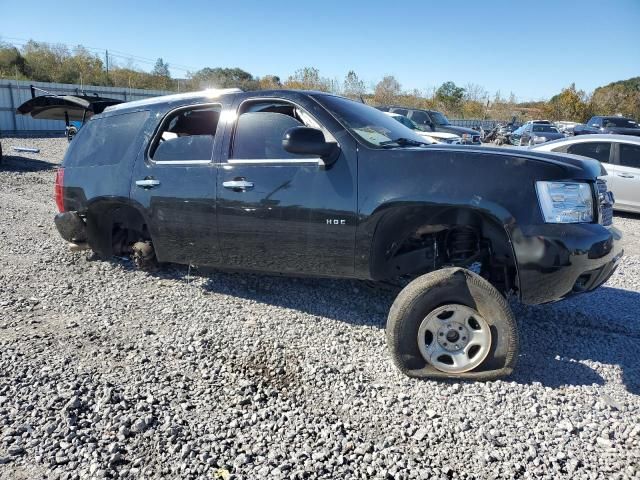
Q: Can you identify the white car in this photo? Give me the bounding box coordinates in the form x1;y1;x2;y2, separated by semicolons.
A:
531;134;640;213
385;112;462;144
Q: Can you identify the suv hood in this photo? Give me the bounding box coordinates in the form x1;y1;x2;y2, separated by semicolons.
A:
405;144;606;179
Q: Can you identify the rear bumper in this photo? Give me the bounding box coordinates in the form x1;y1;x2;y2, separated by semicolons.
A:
54;211;87;243
513;223;623;305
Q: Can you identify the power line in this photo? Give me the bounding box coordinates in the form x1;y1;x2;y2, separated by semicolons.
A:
0;36;199;73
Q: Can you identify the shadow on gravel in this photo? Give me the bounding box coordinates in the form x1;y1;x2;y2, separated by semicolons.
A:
0;154;58;172
138;264;640;393
512;286;640;395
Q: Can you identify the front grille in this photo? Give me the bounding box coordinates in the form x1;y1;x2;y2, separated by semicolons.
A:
597;179;613;226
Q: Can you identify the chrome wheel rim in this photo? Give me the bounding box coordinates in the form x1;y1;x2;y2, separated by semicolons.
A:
417;304;492;373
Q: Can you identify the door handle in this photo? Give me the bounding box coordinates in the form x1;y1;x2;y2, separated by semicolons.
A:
617;173;634;178
223;179;254;191
136;178;161;188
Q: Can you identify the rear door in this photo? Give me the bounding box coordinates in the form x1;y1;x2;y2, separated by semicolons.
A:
216;97;357;276
130;103;224;265
611;142;640;212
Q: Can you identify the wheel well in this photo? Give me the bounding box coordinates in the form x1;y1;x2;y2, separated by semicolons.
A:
370;206;518;295
85;203;150;257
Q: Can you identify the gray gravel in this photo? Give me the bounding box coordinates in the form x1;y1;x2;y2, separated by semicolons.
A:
1;137;639;480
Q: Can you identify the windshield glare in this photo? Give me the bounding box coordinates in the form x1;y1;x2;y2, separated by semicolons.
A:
316;95;433;147
430;111;450;125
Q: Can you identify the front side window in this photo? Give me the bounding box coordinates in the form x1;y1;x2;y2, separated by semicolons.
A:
619;143;640;169
430;111;450;125
231;100;327;160
565;142;611;163
150;105;221;162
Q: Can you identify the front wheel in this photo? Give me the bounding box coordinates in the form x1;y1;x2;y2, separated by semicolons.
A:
386;268;518;380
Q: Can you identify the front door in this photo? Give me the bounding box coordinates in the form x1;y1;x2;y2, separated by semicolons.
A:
130;104;223;265
216;98;357;276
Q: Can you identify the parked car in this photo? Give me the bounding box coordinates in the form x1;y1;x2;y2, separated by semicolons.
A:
384;112;461;144
377;105;481;144
511;123;564;146
531;134;640;213
574;116;640;136
53;89;622;380
555;121;580;136
522;119;553;126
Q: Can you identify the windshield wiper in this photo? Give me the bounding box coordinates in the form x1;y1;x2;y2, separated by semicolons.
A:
379;137;431;148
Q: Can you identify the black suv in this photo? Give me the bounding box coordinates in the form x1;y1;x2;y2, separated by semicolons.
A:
574;116;640;136
54;89;623;380
377;106;482;144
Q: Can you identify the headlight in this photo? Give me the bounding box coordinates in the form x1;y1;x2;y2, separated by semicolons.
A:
461;133;471;141
536;181;594;223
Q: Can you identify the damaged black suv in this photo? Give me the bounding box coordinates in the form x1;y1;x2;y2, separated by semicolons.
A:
53;89;623;380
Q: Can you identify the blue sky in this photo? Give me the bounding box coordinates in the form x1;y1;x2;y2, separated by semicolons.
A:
1;0;638;100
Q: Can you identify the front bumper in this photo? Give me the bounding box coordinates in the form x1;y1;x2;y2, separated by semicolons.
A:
513;223;623;305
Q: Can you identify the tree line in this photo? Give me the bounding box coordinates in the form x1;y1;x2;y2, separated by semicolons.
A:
1;40;638;122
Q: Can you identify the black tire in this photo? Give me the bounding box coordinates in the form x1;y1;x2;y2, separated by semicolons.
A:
131;241;158;271
386;267;518;380
0;142;3;165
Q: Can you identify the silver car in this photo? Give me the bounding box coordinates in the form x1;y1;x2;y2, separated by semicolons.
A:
531;134;640;213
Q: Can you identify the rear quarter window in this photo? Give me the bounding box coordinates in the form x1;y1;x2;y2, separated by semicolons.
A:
63;110;150;167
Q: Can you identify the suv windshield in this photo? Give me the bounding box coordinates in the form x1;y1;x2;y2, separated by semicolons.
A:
603;117;637;128
430;111;450;125
316;95;432;147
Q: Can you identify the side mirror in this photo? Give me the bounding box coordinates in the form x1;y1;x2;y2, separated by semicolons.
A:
282;127;340;166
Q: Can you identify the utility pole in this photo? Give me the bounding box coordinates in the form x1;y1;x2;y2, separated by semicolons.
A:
105;50;109;76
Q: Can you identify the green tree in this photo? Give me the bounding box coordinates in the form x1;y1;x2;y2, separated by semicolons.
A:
190;67;258;90
0;43;27;79
343;70;365;99
258;74;282;89
435;81;465;115
373;75;401;105
283;67;331;91
543;83;590;122
152;58;170;77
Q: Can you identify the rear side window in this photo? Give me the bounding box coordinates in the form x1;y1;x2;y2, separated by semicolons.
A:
64;110;149;167
564;142;611;163
410;111;430;125
619;143;640;169
150;105;221;163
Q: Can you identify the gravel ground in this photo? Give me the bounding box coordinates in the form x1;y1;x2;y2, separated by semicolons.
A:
1;137;639;480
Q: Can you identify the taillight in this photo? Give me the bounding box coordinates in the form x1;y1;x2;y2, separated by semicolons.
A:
54;168;65;212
